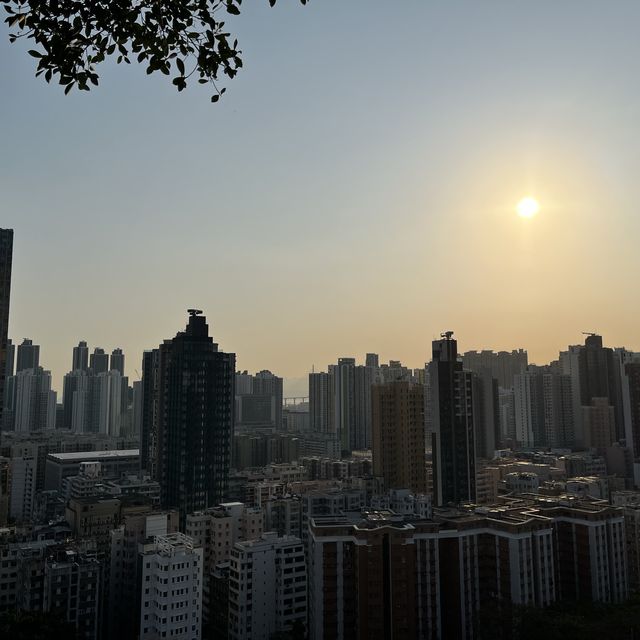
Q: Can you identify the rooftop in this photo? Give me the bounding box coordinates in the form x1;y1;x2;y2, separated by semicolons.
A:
48;449;139;462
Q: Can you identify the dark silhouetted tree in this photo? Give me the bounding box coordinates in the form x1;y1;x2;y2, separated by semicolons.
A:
0;610;79;640
3;0;307;101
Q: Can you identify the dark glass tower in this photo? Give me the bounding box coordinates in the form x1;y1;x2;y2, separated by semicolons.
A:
0;229;12;424
140;348;160;479
579;334;624;440
16;338;40;373
145;310;235;524
90;347;109;374
110;348;125;376
430;332;476;506
72;340;89;371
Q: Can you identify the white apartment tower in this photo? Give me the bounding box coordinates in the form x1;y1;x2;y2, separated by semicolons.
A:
12;366;56;432
139;533;203;640
228;533;307;640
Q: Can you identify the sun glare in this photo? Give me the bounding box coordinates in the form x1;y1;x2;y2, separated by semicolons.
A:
516;197;540;219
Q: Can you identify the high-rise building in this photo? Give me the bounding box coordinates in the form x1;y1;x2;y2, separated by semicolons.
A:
143;310;235;525
228;533;307;640
140;348;160;479
621;356;640;459
109;509;179;640
186;501;263;628
379;359;414;383
309;512;449;640
15;338;40;373
4;339;14;383
62;369;88;430
97;370;123;436
309;498;624;640
513;365;574;449
583;397;616;452
354;365;374;450
43;548;102;640
315;356;379;455
0;229;13;426
579;335;621;411
0;457;9;525
371;380;427;494
234;370;283;431
498;387;516;445
560;334;624;446
185;502;263;579
90;347;109;374
13;366;57;432
72;340;89;372
461;348;528;389
365;353;379;368
430;333;476;506
70;371;123;435
333;358;356;455
471;369;500;459
8;445;37;521
543;500;627;603
139;533;203;640
71;373;98;433
514;368;544;448
542;369;574;448
110;348;125;376
132;379;143;437
309;371;334;435
253;370;283;428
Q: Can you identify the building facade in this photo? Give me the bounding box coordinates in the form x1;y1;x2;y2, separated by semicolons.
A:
141;311;235;525
139;533;203;640
228;533;307;640
372;380;427;494
430;334;476;506
0;229;12;426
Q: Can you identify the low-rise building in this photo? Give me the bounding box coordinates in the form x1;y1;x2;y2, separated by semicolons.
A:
505;471;540;494
44;449;139;492
565;476;609;500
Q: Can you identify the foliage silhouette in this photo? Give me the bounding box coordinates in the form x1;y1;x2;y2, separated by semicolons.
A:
4;0;307;101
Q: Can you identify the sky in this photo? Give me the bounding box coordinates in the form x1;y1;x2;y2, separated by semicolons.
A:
3;0;640;396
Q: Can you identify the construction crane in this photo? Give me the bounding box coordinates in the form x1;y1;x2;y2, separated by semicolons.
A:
441;330;454;340
582;331;597;337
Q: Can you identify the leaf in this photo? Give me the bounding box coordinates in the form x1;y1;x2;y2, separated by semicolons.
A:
7;0;308;103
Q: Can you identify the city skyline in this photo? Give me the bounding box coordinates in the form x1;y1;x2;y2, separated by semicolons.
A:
4;2;640;638
4;313;640;398
4;1;640;394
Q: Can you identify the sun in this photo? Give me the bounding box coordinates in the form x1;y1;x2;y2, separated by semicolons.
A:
516;197;540;219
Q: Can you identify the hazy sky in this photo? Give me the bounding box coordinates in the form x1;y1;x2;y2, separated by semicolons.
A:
3;1;640;395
